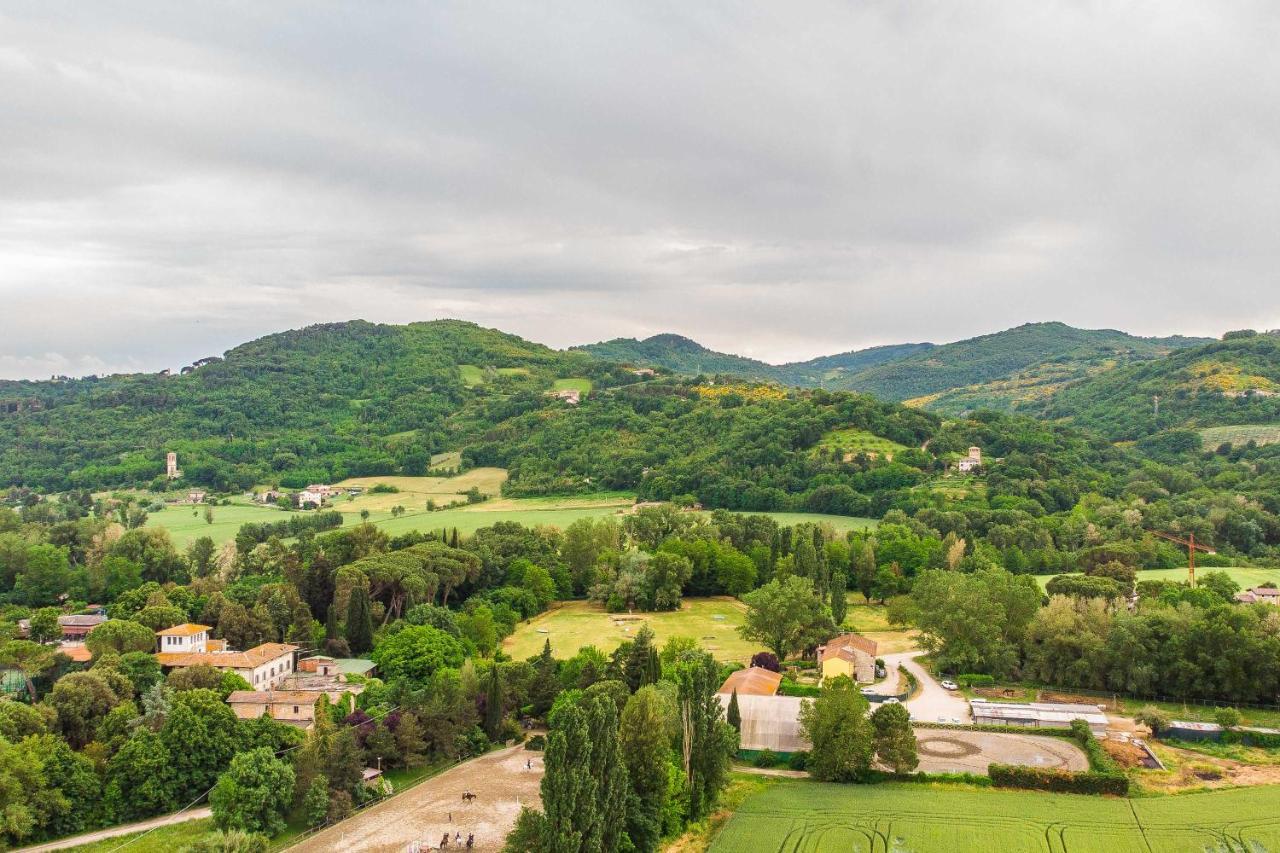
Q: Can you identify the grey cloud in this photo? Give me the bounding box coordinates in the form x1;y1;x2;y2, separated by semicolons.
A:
2;1;1279;378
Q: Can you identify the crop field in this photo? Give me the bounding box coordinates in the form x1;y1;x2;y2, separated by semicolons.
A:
503;597;756;661
1036;566;1280;592
1200;423;1280;449
815;427;908;458
710;779;1280;853
717;511;877;535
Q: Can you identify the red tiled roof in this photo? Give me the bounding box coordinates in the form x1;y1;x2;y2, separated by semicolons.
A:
819;633;878;663
717;666;783;696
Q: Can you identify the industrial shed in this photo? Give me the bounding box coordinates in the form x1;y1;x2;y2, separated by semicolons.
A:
970;699;1108;735
717;693;809;752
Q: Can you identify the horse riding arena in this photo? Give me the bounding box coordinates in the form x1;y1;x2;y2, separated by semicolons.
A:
710;780;1280;852
290;744;542;852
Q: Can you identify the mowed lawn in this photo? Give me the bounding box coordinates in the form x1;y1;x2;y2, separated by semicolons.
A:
503;597;758;662
711;779;1280;853
1036;566;1280;591
145;501;309;548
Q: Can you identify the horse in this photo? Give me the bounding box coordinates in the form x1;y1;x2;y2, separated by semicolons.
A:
461;791;477;803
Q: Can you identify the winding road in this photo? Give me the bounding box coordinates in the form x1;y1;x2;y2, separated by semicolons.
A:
884;651;971;723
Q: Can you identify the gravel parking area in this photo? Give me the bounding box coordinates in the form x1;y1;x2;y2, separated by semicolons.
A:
913;729;1088;775
291;744;542;852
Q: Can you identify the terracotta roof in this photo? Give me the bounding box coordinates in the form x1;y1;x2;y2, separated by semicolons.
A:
156;623;212;637
58;615;107;628
157;643;297;669
819;633;878;664
226;690;325;705
717;666;783;696
206;639;227;652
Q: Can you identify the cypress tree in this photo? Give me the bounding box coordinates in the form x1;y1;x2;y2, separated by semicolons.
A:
484;662;505;740
344;587;373;655
727;688;741;732
324;603;339;641
624;626;656;692
830;571;848;628
584;693;629;853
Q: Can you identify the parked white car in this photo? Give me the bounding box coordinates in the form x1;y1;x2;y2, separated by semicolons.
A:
940;679;959;691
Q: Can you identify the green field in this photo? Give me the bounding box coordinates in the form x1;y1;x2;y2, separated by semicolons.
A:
815;427;908;458
1200;423;1280;449
552;376;593;395
145;501;309;548
721;511;877;535
458;364;485;386
503;597;755;661
1036;566;1280;592
711;779;1280;852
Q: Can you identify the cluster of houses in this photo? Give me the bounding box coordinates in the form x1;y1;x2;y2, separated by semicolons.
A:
15;615;370;730
255;483;363;509
1235;585;1280;605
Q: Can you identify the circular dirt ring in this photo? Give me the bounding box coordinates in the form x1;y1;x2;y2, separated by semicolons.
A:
917;737;983;759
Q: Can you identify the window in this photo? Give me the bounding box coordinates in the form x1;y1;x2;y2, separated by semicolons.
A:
293;706;299;714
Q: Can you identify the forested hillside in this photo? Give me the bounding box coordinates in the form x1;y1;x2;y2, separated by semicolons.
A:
1037;332;1280;442
577;322;1210;413
0;320;633;492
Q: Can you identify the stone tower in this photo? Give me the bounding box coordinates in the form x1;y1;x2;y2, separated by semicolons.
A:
166;452;181;479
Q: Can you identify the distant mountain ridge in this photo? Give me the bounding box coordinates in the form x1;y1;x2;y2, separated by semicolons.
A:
576;322;1213;413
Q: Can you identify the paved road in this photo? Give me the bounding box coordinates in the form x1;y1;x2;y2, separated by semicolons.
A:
18;808;212;852
884;652;971;723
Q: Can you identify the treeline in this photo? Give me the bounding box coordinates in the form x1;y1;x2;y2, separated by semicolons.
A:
234;510;345;551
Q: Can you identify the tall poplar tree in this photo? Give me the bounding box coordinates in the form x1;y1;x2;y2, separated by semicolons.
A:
830;571;848;628
620;686;672;853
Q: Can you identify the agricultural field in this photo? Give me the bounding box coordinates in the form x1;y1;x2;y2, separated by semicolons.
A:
552;376;593;395
1200;423;1280;448
334;468;509;512
503;597;755;661
1035;566;1280;592
815;427;908;458
710;779;1280;853
723;511;877;535
144;501;308;548
61;818;212;852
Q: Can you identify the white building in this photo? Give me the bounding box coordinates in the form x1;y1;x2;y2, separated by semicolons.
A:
155;624;298;690
957;446;983;473
970;699;1108;735
297;489;326;508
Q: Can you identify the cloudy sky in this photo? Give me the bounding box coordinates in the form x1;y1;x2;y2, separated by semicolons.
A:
2;2;1278;379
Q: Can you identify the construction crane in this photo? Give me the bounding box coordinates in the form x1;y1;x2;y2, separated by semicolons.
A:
1149;530;1215;588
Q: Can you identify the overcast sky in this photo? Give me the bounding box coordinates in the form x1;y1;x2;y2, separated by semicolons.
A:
2;2;1279;379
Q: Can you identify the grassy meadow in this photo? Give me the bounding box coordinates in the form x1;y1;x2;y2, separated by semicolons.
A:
710;779;1280;853
552;377;593;395
503;597;755;661
1035;566;1280;592
62;818;213;852
815;427;909;458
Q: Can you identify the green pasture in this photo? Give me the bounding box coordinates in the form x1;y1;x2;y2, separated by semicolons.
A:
711;779;1280;853
144;501;307;548
503;597;756;662
552;377;593;395
815;427;908;458
1200;423;1280;448
458;364;485;386
1036;566;1280;592
715;511;877;534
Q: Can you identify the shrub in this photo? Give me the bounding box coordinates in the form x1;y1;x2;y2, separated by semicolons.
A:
753;749;779;768
989;764;1129;796
957;674;994;688
1133;706;1171;735
525;734;546;751
180;830;269;853
787;751;809;771
1215;707;1242;730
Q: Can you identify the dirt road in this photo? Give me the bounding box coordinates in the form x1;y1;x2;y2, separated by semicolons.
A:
291;745;542;853
885;652;971;723
18;808;211;852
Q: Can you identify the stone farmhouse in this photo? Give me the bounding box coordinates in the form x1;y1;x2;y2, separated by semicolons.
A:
1236;586;1280;605
956;446;983;473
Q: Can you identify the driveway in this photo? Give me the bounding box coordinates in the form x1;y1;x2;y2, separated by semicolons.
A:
885;652;970;723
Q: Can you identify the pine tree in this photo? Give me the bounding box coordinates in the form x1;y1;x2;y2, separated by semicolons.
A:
344;587;373;655
726;688;741;732
484;662;505;740
830;571;848;628
623;626;657;692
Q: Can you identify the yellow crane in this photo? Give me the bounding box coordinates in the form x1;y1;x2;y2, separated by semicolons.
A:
1149;530;1215;588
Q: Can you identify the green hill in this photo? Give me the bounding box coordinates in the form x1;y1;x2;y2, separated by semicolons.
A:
0;319;630;492
1036;333;1280;441
577;323;1210;413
